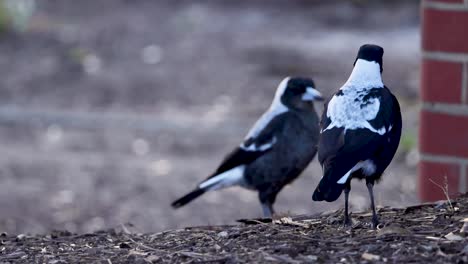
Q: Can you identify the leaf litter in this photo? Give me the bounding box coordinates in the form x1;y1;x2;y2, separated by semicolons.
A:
0;194;467;263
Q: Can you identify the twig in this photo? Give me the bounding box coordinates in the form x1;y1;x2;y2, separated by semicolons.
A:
122;234;166;254
428;177;454;212
120;223;132;235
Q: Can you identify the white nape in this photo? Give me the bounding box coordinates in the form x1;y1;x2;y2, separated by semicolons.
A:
244;77;289;140
241;137;277;152
344;59;383;89
337;160;376;184
199;165;246;190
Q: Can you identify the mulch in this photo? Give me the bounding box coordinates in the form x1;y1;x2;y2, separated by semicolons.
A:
1;194;467;264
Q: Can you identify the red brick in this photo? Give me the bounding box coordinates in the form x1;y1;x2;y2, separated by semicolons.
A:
419;160;460;201
421;59;463;103
420;110;468;158
422;8;468;53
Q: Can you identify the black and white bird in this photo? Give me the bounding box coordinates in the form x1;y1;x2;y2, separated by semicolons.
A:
312;44;402;228
172;77;324;217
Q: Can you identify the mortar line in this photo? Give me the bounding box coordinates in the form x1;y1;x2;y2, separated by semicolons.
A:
420;153;468;165
422;102;468;116
423;0;468;11
423;51;468;63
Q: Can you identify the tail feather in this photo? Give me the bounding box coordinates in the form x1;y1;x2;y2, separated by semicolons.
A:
312;166;346;202
172;166;245;209
171;188;206;208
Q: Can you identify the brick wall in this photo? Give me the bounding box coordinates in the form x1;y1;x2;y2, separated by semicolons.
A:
419;0;468;201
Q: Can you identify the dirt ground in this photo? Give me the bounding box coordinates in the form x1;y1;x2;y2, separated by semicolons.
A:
0;0;422;235
1;194;467;263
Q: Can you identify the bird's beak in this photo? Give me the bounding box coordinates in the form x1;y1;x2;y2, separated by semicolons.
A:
302;87;324;101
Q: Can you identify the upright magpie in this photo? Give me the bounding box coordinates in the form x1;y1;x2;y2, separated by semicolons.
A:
172;77;324;217
312;44;402;228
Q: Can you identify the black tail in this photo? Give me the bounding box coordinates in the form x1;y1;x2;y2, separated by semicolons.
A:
171;188;206;208
312;167;345;202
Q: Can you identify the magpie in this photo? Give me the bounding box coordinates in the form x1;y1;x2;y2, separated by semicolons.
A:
312;44;402;228
172;77;324;217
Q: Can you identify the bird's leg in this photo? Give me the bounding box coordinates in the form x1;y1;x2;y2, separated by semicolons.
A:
261;202;274;218
366;181;379;229
343;182;352;227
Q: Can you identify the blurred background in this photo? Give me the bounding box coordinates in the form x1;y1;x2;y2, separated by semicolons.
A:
0;0;420;234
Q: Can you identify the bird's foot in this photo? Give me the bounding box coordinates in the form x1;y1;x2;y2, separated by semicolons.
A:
261;203;275;218
343;216;352;227
371;216;380;229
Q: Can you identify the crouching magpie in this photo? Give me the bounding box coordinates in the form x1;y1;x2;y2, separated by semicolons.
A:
312;44;402;228
172;77;324;217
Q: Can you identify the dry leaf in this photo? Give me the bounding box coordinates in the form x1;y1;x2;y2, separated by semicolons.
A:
362;252;381;261
377;225;411;237
128;249;148;256
145;255;160;263
273;217;309;228
445;232;464;241
460;218;468;233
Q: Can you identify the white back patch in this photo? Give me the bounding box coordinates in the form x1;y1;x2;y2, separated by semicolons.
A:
199;165;246;190
243;77;289;141
322;60;386;135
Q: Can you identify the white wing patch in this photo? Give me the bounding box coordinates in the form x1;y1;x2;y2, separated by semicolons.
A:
240;137;277;152
199;165;246;190
322;59;386;135
337;160;376;184
244;78;289;140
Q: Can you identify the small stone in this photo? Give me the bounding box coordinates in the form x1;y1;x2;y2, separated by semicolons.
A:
217;231;228;238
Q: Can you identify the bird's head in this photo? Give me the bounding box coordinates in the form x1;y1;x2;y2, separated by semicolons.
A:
274;77;324;111
353;44;384;73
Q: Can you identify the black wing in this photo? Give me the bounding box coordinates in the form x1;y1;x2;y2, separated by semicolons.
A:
372;90;402;172
171;113;288;209
313;87;401;202
208;112;288;178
